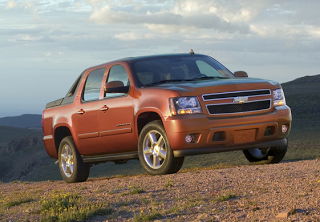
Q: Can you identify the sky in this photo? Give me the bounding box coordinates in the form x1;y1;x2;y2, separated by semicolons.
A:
0;0;319;117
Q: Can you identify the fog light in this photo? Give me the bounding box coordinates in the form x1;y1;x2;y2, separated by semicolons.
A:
282;125;288;133
185;134;194;143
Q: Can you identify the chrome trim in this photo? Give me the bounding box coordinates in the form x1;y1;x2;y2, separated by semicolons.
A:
43;135;53;140
233;96;249;104
206;99;271;115
100;127;132;137
202;89;271;101
78;132;99;139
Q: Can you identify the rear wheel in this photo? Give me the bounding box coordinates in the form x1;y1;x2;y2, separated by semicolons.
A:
58;136;90;183
243;143;287;165
138;120;184;175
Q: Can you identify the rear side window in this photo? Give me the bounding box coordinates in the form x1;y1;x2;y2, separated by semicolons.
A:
61;72;84;105
83;68;105;101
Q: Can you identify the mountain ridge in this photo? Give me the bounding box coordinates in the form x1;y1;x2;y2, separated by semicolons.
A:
0;114;42;128
282;74;320;85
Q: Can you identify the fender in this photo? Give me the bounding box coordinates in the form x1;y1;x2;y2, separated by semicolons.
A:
135;107;165;137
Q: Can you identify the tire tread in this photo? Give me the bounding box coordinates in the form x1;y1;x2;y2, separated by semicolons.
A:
58;136;90;183
243;142;288;165
138;120;184;175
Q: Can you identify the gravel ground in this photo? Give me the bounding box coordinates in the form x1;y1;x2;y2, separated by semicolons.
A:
1;159;320;221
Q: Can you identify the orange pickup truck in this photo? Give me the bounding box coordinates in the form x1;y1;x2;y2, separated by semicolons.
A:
42;52;291;183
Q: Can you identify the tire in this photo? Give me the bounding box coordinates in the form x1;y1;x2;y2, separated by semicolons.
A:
138;120;184;175
58;136;90;183
243;143;287;165
168;156;185;174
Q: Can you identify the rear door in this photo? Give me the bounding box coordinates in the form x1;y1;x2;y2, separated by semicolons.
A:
74;68;105;155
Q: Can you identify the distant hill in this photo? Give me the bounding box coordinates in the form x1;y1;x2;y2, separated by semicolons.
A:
0;126;41;144
282;74;320;130
282;74;320;85
282;74;320;95
0;114;42;128
0;133;58;182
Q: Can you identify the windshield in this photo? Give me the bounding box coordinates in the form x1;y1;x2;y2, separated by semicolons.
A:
131;55;234;87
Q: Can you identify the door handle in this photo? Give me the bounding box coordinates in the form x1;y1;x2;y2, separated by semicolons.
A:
77;109;85;115
100;105;109;112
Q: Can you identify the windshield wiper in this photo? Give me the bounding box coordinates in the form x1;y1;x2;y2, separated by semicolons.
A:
187;76;228;81
144;79;185;87
143;76;228;87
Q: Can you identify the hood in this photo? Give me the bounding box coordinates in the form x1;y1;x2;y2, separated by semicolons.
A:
154;78;280;96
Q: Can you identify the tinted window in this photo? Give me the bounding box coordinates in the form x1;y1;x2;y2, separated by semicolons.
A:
105;65;130;98
61;72;84;105
196;60;224;77
83;68;105;101
132;55;234;87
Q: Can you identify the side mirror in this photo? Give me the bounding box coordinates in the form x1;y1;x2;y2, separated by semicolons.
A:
104;81;129;93
234;71;248;77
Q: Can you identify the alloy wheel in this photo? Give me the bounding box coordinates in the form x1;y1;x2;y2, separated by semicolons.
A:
143;130;167;169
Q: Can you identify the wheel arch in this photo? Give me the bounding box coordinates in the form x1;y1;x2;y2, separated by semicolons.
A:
136;110;163;136
54;126;73;155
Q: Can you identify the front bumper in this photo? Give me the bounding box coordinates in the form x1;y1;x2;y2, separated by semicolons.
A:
173;138;287;157
164;105;291;157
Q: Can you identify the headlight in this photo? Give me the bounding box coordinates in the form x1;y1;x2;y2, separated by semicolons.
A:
273;88;286;106
169;97;203;115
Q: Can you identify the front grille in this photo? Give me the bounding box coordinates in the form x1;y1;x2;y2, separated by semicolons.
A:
203;89;270;101
207;100;271;115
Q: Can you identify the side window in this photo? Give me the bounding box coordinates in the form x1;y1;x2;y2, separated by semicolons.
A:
105;65;130;98
83;68;105;101
61;72;84;105
196;60;223;77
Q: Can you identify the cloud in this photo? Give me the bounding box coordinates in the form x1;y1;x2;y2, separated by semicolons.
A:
89;5;182;25
5;0;38;13
88;0;251;34
6;0;17;9
87;0;320;42
114;32;155;41
44;51;51;57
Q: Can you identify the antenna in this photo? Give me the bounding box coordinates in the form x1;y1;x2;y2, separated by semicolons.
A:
190;49;194;55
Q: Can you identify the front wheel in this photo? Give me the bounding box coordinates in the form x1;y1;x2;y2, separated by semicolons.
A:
138;120;184;175
58;136;90;183
243;143;287;165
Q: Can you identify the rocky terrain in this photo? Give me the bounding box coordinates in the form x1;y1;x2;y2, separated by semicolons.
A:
0;134;43;154
0;134;53;182
1;159;320;221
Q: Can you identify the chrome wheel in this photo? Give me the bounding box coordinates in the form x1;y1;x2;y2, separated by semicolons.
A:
60;144;74;178
248;148;270;159
58;136;90;183
143;130;167;169
138;120;184;175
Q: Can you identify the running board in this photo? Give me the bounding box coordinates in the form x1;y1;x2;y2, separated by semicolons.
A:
81;152;139;163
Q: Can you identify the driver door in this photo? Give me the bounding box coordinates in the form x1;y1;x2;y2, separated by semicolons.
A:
99;64;136;153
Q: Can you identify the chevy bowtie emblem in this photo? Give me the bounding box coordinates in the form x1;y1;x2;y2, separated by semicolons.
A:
233;96;248;104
